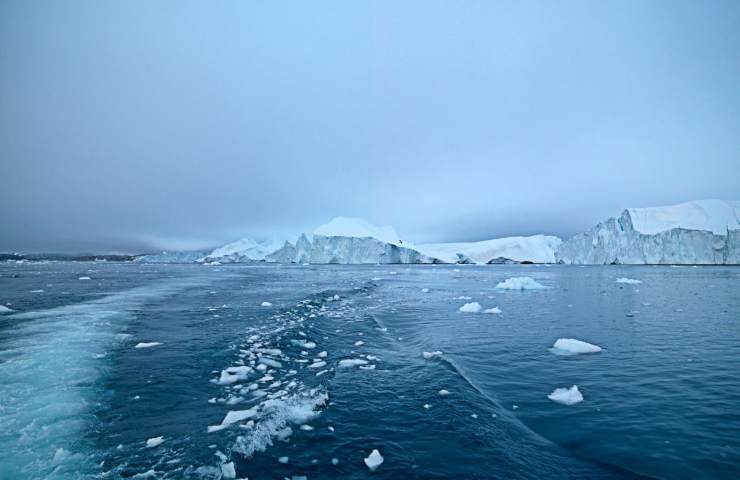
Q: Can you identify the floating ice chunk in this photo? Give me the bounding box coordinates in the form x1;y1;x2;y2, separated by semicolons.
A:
484;307;502;314
423;403;431;409
291;339;317;349
259;357;282;369
422;351;443;359
318;351;327;358
459;302;482;313
338;358;369;368
616;277;642;285
221;407;258;426
421;288;430;293
135;342;162;349
364;449;384;471
354;340;364;346
438;389;450;396
495;277;546;290
0;305;13;314
146;436;165;448
221;462;236;479
359;364;376;370
308;361;326;369
332;457;339;465
300;424;314;431
456;296;473;300
548;385;583;405
78;276;91;280
333;294;340;301
261;301;273;307
256;348;282;356
550;338;602;355
31;289;44;293
278;456;289;464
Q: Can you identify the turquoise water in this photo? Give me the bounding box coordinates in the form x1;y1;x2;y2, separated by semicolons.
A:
0;262;738;479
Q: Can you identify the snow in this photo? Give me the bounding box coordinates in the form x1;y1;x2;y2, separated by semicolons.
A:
550;338;602;355
314;217;402;244
627;199;740;235
416;234;562;264
459;302;482;313
0;305;13;314
547;385;584;405
484;307;502;314
616;277;641;285
134;342;162;349
495;277;546;290
364;449;384;471
260;301;273;307
146;436;165;448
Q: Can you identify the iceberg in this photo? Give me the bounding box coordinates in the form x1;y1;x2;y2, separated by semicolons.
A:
134;250;207;263
547;385;583;405
550;338;602;355
495;277;546;290
416;234;562;264
556;200;740;265
202;238;285;263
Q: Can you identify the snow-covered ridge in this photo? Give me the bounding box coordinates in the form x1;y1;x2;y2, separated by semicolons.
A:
314;217;402;245
627;199;740;235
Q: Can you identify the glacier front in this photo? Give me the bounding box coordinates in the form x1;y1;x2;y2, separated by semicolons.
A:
556;200;740;265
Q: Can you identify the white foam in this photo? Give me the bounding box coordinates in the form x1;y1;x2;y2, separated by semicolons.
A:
548;385;583;405
495;277;546;290
459;302;482;313
616;277;642;284
364;449;384;471
134;342;162;349
550;338;602;355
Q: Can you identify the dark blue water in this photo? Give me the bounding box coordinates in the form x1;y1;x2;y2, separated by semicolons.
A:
1;262;738;479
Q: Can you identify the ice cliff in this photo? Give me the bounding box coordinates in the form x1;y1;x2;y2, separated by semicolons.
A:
556;200;740;264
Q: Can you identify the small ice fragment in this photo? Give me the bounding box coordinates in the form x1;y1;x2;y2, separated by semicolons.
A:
260;301;273;307
332;458;339;465
354;340;364;347
308;361;326;369
438;389;450;396
471;413;478;419
259;357;282;368
318;351;328;358
421;288;430;293
135;342;162;349
221;407;258;426
364;449;384;471
338;358;368;368
550;338;602;355
423;403;431;409
328;426;335;432
616;277;642;284
495;277;546;290
146;436;164;448
0;305;14;314
333;294;340;300
300;424;314;431
221;462;236;479
484;307;502;314
278;456;289;464
548;385;584;405
459;302;482;313
456;296;472;300
78;276;91;280
422;351;442;359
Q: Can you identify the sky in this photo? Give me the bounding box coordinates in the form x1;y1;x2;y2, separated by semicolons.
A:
1;0;739;253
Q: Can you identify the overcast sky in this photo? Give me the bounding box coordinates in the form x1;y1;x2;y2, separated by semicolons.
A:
1;1;739;253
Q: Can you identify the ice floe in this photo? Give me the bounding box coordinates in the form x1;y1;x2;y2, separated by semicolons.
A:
260;301;273;307
548;385;583;405
0;305;14;314
221;407;259;426
495;277;546;290
364;449;384;471
221;462;236;479
338;358;369;368
146;436;165;448
134;342;162;349
422;351;443;359
616;277;642;284
438;389;450;396
550;338;602;355
484;307;502;314
78;276;91;280
459;302;482;313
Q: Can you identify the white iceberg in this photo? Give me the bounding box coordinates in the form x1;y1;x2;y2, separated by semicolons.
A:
459;302;482;313
495;277;546;290
550;338;602;355
416;234;562;264
364;449;384;471
547;385;583;405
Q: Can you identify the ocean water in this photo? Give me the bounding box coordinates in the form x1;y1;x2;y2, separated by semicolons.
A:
0;262;738;479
